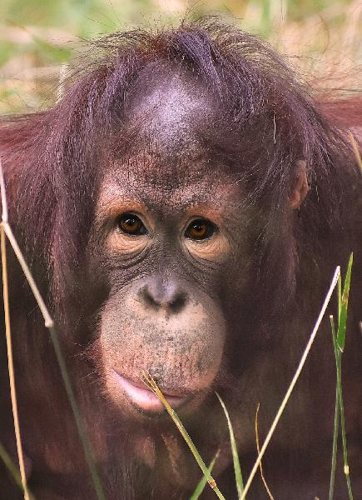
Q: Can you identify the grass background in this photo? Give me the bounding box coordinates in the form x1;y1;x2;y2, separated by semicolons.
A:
0;0;362;113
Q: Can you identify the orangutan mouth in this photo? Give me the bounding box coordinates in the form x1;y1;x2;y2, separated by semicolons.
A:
112;370;188;412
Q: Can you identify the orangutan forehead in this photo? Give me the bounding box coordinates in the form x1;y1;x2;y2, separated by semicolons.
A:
98;151;243;218
123;68;219;155
115;149;224;186
98;69;242;211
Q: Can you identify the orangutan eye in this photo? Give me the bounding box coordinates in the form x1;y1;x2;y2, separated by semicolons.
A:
185;219;216;241
117;213;147;236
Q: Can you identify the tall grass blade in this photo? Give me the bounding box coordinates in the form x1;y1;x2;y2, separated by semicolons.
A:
337;253;353;352
255;404;274;500
1;224;30;500
142;373;226;500
328;316;339;500
240;266;340;500
0;443;35;500
216;393;244;499
331;319;354;499
190;450;220;500
0;159;105;500
330;255;354;500
46;324;106;500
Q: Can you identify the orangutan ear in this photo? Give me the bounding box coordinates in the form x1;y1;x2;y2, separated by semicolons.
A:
290;160;309;209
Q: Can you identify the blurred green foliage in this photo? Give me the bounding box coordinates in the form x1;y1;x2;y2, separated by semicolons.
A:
0;0;355;35
0;0;361;112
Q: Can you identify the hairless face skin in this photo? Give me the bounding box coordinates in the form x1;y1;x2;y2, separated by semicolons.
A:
93;74;250;417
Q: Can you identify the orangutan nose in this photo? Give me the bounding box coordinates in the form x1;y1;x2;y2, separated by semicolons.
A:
139;277;187;314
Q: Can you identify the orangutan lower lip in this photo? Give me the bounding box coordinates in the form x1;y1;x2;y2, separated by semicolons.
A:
112;370;187;412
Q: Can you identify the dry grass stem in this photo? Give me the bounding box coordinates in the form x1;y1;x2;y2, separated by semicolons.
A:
216;393;244;498
0;159;53;328
142;372;226;500
0;158;105;500
240;266;340;499
255;404;274;500
1;224;30;500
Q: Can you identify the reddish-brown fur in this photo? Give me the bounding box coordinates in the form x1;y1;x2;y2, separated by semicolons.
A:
1;19;362;499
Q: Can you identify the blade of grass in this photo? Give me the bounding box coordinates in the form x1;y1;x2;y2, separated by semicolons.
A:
330;255;354;499
142;373;226;500
1;224;30;500
216;393;244;499
255;404;274;500
331;317;353;499
337;254;353;352
328;316;339;500
240;266;340;500
190;450;220;500
0;443;36;500
338;275;342;322
0;159;105;500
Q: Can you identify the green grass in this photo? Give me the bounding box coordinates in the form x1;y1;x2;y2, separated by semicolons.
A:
329;254;354;500
1;0;362;113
